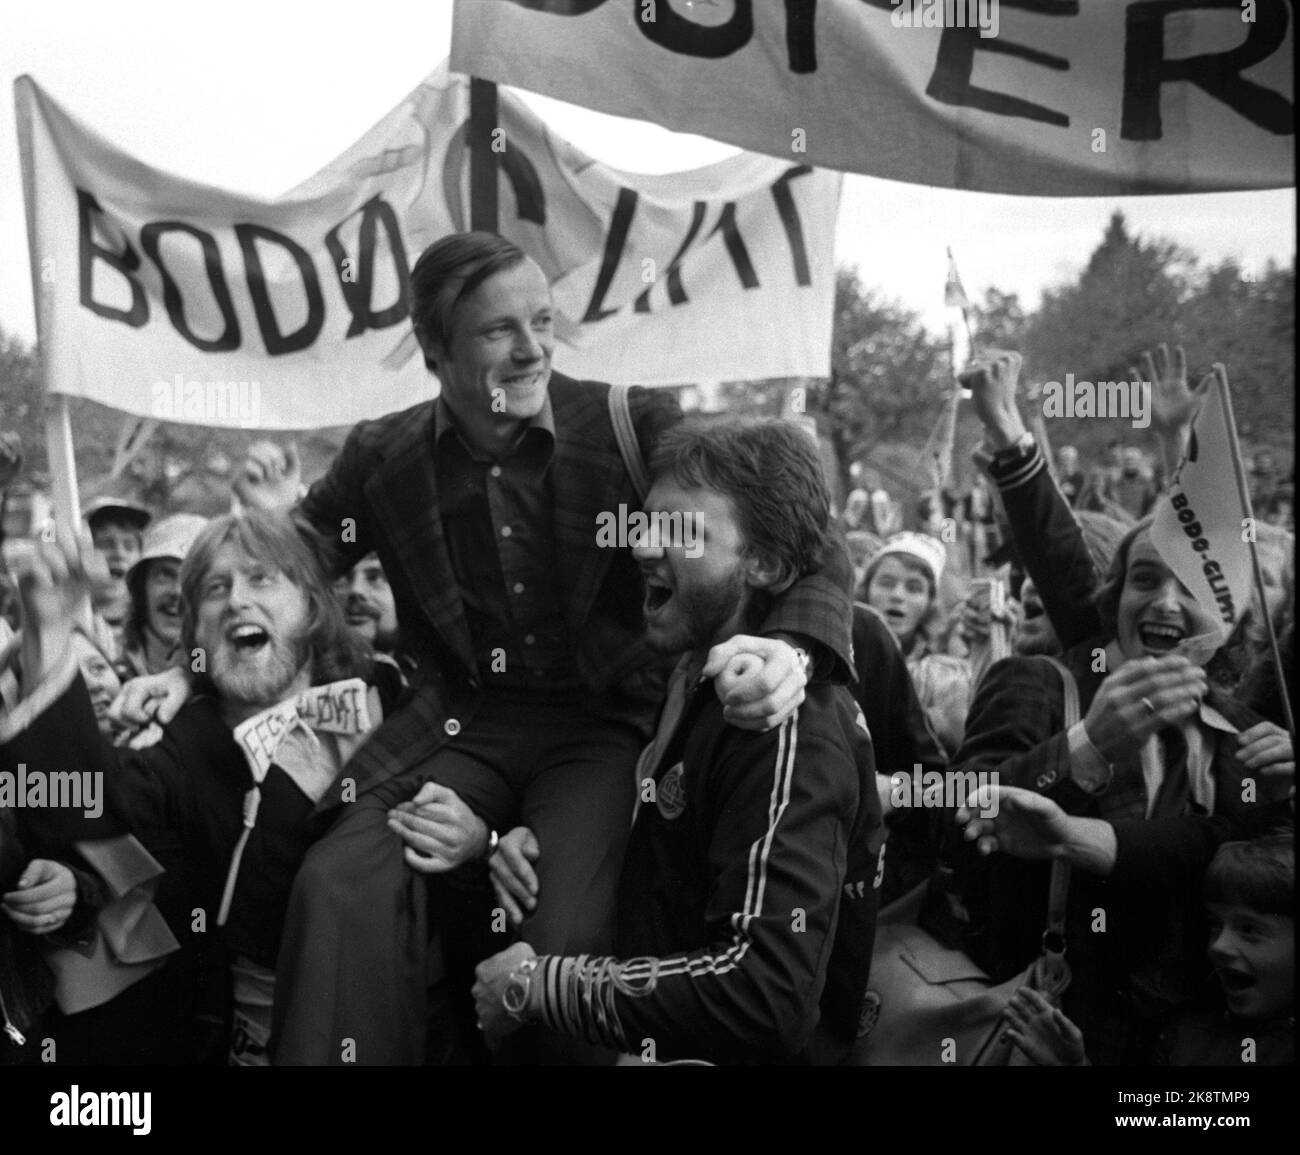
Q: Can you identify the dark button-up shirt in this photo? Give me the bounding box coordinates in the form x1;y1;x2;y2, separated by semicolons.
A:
433;398;580;692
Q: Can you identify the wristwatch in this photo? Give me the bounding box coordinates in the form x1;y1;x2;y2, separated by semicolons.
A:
503;957;539;1021
792;646;813;681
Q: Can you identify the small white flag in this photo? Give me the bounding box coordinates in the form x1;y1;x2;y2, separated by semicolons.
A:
1149;367;1252;648
944;248;970;312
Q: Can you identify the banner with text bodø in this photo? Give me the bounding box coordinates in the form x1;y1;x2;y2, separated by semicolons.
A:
14;65;840;430
451;0;1294;196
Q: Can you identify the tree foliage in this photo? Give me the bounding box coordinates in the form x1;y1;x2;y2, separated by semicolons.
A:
0;323;345;516
1177;256;1294;444
1022;211;1192;389
0;326;44;473
826;212;1294;497
971;287;1027;352
1013;212;1293;460
823;268;950;494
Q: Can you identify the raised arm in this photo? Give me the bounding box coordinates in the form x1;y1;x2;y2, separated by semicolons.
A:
0;534;180;996
232;434;372;580
963;352;1102;649
1137;343;1206;485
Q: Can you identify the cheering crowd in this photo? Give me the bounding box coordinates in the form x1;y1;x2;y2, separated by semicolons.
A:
0;231;1293;1068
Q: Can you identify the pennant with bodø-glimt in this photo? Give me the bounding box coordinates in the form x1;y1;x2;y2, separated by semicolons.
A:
1149;365;1252;656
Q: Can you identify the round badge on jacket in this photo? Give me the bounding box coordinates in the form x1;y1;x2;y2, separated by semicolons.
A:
656;763;687;819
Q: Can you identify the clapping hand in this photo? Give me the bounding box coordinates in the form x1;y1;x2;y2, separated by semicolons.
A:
1082;656;1207;761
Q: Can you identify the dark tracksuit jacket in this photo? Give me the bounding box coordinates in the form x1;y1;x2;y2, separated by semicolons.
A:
533;672;885;1065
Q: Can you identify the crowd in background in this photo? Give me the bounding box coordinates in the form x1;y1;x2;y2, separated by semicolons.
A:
0;298;1293;1068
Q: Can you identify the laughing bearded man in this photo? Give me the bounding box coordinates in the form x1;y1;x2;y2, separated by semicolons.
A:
474;418;884;1065
0;511;399;1064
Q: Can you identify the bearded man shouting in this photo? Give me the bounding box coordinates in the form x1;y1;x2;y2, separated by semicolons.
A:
1;511;409;1064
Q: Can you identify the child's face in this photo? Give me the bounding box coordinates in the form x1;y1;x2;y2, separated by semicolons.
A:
1206;902;1294;1021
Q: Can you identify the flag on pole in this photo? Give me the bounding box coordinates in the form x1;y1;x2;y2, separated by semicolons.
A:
945;248;974;372
920;377;962;495
1149;368;1252;644
944;248;971;312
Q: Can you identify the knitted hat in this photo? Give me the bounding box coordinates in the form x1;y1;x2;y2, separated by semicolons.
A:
870;531;947;587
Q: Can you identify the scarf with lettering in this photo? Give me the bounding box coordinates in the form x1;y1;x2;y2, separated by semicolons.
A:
218;679;380;925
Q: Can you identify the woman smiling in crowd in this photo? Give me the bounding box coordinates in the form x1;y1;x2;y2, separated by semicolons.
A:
954;514;1293;1064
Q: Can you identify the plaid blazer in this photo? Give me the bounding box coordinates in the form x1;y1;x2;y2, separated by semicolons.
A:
297;373;854;805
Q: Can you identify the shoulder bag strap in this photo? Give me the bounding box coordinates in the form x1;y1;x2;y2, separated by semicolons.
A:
1033;655;1079;991
608;384;649;503
1037;654;1081;729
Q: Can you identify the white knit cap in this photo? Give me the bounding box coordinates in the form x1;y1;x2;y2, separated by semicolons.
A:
872;532;947;586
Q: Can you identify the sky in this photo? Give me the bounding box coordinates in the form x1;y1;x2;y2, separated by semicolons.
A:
0;0;1294;348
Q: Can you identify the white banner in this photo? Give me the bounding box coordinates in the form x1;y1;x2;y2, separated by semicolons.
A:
15;65;840;429
1150;370;1252;638
451;0;1294;195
